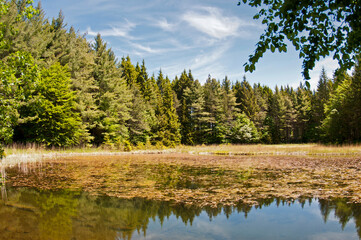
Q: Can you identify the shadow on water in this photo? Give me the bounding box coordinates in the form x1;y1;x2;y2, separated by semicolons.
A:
0;187;361;240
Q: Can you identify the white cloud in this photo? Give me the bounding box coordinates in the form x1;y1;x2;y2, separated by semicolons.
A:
308;57;339;89
160;42;232;82
191;43;230;70
182;7;252;39
287;57;339;90
156;18;176;32
131;42;164;54
85;19;136;39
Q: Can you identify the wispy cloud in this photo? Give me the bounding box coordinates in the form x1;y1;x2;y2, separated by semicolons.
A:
160;42;232;81
191;43;231;70
86;19;136;39
155;18;176;32
182;7;251;40
131;42;165;54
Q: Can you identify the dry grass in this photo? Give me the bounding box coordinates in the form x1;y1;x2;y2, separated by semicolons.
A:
178;143;361;155
6;143;361;155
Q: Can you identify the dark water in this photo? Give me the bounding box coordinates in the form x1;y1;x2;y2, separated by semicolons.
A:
0;187;360;240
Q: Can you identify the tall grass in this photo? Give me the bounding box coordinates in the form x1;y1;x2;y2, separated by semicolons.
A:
177;143;361;155
2;143;361;165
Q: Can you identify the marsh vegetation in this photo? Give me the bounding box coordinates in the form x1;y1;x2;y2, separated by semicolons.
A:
3;144;361;206
2;144;361;239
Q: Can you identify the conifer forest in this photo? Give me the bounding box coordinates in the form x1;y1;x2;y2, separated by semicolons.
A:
1;0;361;151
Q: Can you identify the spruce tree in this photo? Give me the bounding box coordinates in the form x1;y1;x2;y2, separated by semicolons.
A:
121;55;138;88
220;76;238;142
41;11;67;67
268;86;288;143
294;84;312;142
91;34;131;146
172;70;194;144
136;59;148;96
348;61;361;141
127;86;151;145
120;56;152;145
323;61;361;142
234;76;258;120
153;71;181;146
183;80;209;144
311;68;333;140
253;84;271;142
64;27;99;144
322;74;352;142
203;76;223;143
283;86;297;142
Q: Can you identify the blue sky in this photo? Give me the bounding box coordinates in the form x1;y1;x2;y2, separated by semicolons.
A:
34;0;338;89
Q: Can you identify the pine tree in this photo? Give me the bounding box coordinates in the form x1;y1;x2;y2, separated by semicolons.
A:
91;34;131;146
283;86;297;142
127;86;151;145
322;73;352;142
253;84;271;142
234;77;257;119
0;1;49;61
183;80;209;144
323;60;361;142
311;68;333;140
63;27;99;144
268;86;288;143
220;76;238;142
143;74;159;142
136;59;148;95
41;11;67;67
120;56;152;145
203;76;223;143
121;55;138;88
348;61;361;141
172;70;194;144
153;71;181;146
294;84;312;142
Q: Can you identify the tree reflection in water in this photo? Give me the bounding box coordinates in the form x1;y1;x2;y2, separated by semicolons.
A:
0;187;360;240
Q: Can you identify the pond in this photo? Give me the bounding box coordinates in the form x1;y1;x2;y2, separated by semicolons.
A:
0;187;360;240
1;153;361;239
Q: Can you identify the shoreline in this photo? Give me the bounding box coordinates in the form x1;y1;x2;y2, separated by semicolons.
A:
2;143;361;165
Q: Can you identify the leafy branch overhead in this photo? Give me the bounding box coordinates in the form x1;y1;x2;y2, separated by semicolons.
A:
239;0;361;80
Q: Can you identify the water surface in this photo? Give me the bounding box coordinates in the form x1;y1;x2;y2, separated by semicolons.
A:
0;187;360;240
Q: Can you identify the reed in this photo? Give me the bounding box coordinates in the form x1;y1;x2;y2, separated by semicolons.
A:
3;143;361;164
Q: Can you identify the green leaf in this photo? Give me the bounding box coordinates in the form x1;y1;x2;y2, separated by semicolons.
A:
245;65;249;72
270;45;275;53
305;81;310;89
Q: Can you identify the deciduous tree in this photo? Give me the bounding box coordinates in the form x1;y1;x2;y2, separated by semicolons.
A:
239;0;361;81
